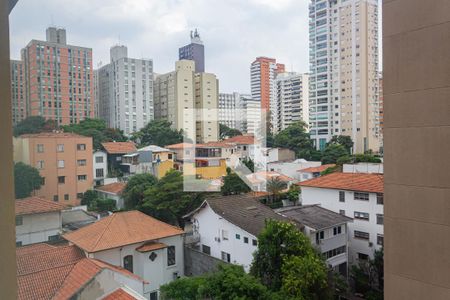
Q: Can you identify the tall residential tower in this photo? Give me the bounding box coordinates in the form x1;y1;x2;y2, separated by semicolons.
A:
308;0;380;152
179;29;205;73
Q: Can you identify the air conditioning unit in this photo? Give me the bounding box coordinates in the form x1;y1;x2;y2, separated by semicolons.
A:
214;237;221;242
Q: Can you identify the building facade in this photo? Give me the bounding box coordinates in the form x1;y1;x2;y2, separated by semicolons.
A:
218;92;238;129
272;72;309;133
250;57;285;113
308;0;380;153
179;29;205;73
97;45;154;135
13;132;94;206
10;60;26;125
237;94;261;134
153;60;219;143
93;150;108;186
20;27;94;125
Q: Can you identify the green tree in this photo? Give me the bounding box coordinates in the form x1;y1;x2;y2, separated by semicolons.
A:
14;162;43;199
327;135;354;153
321;144;348;164
131;120;184;147
13;116;58;137
123;173;158;209
266;177;287;204
161;264;275;300
62;118;127;150
352;153;382;163
351;248;384;299
284;185;300;205
241;157;255;173
219;124;242;139
140;170;203;227
95;198;117;212
221;167;251;196
273;122;315;159
80;190;98;207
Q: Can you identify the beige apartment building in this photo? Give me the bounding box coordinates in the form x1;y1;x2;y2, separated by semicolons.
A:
13;132;93;206
309;0;381;153
153;60;219;143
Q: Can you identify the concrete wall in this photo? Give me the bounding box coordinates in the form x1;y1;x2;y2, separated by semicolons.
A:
383;0;450;298
184;245;228;276
16;211;62;245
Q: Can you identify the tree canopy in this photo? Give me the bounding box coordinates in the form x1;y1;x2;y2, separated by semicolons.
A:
81;190;117;212
321;144;349;164
62;118;127;150
13;116;57;137
351;248;384;299
122;173;158;209
131;120;184;147
221;167;251;196
219;124;242;140
14;162;43;199
327;135;354;153
273;122;317;160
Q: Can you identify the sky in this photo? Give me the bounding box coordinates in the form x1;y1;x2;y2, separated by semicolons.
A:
9;0;311;93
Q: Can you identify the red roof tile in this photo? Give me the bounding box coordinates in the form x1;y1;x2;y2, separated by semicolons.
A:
102;288;140;300
299;172;383;193
15;197;66;216
19;132;87;139
136;242;168;252
102;142;137;154
196;141;234;148
96;182;126;194
63;210;184;253
223;135;255;144
299;164;336;173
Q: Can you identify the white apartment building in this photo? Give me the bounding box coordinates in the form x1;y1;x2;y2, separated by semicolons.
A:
267;159;322;181
153;60;219;143
237;94;261;134
309;0;381;153
272;72;309;133
299;172;384;264
218;92;239;129
93;150;108;186
97;45;154;135
15;197;65;246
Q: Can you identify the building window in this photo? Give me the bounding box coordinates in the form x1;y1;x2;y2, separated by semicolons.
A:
252;239;257;246
167;246;176;266
77;175;87;181
377;234;384;246
354;211;370;221
76;193;83;199
339;191;345;202
168;154;173;159
377;193;383;205
77;159;86;166
57;160;65;168
15;216;23;226
48;235;59;242
16;241;22;247
58;176;65;184
53;195;59;202
64;194;69;201
202;244;211;255
376;214;384;225
96;168;104;178
150;292;158;300
235;234;241;240
36;160;44;169
222;230;229;240
77;144;86;151
37;144;44;153
57;144;64;152
123;255;133;273
95;156;103;163
354;192;369;201
41;177;46;185
333;226;342;235
354;230;370;240
339;210;345;215
324;246;346;259
358;253;369;260
221;251;231;263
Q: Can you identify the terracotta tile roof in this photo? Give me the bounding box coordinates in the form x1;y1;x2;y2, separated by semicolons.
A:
95;182;126;194
19;132;86;139
102;142;137;154
252;171;295;182
196;141;234;148
15;196;66;216
299;172;384;194
90;259;148;283
102;288;141;300
136;242;168;252
165;142;194;149
63;210;184;252
299;164;336;173
223;135;255;144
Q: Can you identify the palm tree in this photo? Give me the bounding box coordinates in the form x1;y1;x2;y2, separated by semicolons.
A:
266;177;287;204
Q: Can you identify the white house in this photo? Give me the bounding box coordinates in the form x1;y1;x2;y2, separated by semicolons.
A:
63;210;185;299
297;164;336;181
276;205;352;276
184;194;293;272
15;196;65;246
93;150;108;186
298;172;384;264
267;159;322;181
95;182;127;209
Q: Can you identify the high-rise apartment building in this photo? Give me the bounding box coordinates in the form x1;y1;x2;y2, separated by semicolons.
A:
237;94;261;135
378;73;383;152
250;57;285;114
96;45;154;135
179;29;205;73
20;27;94;125
13;132;93;206
153;60;219;143
308;0;380;153
219;92;239;129
272;72;309;133
10;60;26;125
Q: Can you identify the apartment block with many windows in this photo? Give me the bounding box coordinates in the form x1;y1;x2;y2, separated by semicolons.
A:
13;132;93;206
218;92;239;129
10;59;26;125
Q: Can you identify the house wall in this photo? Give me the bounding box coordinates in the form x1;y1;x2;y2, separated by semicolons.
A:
16;211;62;245
191;204;259;272
301;186;383;264
93;151;108;185
90;234;184;295
342;163;383;174
267;161;321;180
